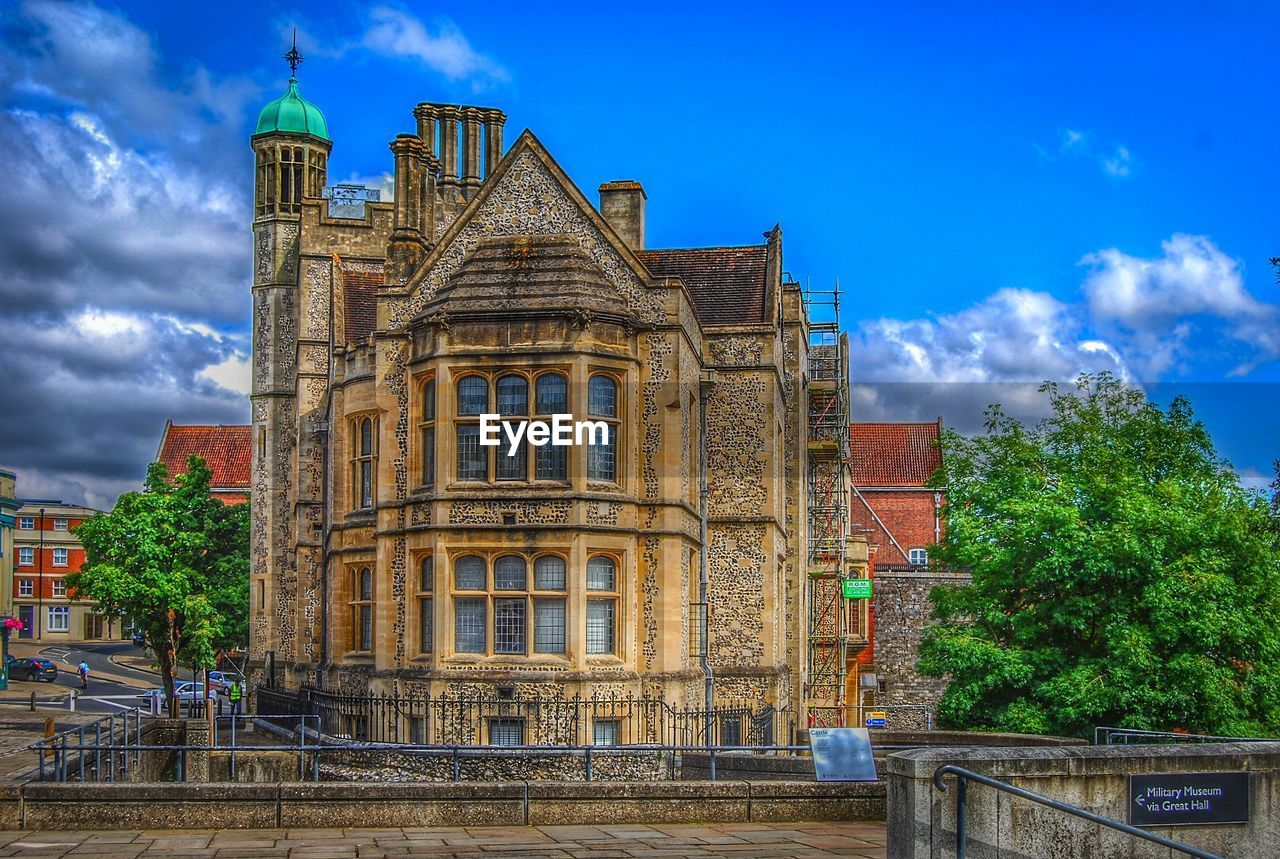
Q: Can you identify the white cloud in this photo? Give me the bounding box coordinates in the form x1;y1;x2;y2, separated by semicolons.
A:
1081;234;1280;376
359;7;508;86
198;353;252;396
1045;128;1135;179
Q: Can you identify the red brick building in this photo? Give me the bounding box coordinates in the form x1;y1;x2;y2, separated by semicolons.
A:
156;422;251;505
847;420;968;719
12;500;113;641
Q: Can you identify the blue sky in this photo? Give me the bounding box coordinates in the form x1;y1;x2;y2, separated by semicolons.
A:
0;0;1276;504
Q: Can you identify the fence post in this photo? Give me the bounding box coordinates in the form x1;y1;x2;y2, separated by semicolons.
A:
585;746;592;782
452;747;460;781
710;747;717;782
955;775;968;859
68;691;75;712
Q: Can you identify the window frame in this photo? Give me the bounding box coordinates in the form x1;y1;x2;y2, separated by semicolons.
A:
52;518;68;531
417;555;433;656
17;516;34;530
418;377;436;489
17;547;33;566
586;373;621;483
352;416;377;510
449;552;569;657
586;554;620;656
52;548;68;567
17;579;33;598
908;548;928;567
349;566;374;653
52;578;67;597
47;606;69;633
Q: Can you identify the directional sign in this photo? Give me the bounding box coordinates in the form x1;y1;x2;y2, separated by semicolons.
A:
842;579;872;599
809;727;877;782
1129;772;1249;826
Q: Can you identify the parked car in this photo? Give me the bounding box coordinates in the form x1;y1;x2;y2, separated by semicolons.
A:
206;671;243;694
131;631;146;647
6;656;58;682
139;682;212;709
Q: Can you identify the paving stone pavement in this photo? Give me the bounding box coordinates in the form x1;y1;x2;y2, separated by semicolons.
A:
0;822;887;858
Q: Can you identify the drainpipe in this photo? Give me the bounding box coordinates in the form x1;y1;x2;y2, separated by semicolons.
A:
698;371;717;735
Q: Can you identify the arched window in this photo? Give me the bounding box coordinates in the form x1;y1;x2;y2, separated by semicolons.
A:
456;376;489;481
420;378;436;488
494;556;527;590
587;374;619;482
534;373;568;414
454;555;486;590
351;567;373;652
457;376;489;416
586;556;618;655
534;556;566;590
534;373;568;480
496;375;528;415
353;417;376;509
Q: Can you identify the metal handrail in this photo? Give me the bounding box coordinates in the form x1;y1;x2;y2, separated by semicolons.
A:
932;765;1222;859
1095;725;1280;745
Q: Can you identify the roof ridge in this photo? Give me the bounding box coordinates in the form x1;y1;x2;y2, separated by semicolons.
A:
639;244;767;253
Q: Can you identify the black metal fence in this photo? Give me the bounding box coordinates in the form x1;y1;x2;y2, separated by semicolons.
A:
257;686;790;748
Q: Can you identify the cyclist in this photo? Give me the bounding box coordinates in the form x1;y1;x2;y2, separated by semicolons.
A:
77;660;90;690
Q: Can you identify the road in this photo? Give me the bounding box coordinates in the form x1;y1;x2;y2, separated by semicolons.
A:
6;642;158;715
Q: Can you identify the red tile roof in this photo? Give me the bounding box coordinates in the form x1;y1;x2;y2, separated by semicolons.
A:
343;268;381;343
157;424;252;492
850;422;942;486
637;246;770;326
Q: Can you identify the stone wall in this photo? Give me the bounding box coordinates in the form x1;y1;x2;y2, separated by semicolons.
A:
872;570;970;709
5;780;885;830
887;742;1280;858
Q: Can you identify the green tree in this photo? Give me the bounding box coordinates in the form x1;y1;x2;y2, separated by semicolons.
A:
920;373;1280;738
69;457;249;712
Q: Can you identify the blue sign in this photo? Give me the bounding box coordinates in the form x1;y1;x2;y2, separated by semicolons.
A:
808;727;878;782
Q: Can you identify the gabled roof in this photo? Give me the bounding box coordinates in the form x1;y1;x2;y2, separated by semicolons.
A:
637;245;770;326
850;422;942;487
156;423;252;494
343;267;381;343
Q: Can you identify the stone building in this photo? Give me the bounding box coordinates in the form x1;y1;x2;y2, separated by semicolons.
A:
848;421;968;714
248;68;868;727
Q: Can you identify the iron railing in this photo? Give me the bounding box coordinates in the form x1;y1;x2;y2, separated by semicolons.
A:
933;765;1222;859
257;686;790;748
1095;725;1280;745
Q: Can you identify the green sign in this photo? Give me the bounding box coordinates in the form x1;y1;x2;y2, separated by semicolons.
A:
842;579;872;599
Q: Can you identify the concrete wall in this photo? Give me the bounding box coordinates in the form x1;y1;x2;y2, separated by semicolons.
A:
1;780;884;830
887;742;1280;858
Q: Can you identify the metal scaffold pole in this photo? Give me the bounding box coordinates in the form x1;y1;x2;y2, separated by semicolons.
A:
802;283;852;725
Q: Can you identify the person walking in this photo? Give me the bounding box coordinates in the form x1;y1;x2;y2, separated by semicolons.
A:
229;679;243;716
77;661;89;690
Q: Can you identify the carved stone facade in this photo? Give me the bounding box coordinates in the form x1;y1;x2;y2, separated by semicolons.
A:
250;97;860;725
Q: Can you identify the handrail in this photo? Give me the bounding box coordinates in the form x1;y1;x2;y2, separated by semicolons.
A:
1095;725;1280;745
932;764;1222;859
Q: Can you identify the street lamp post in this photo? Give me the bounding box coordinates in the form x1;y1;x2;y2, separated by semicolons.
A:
36;507;44;641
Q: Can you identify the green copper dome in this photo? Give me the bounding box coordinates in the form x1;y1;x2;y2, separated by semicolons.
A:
254;78;329;141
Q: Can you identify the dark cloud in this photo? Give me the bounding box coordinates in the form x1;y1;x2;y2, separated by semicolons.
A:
0;1;254;508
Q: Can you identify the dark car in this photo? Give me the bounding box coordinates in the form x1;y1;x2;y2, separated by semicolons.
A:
7;657;58;682
131;631;146;647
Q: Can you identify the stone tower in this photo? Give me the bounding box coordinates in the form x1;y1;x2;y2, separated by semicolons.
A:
249;67;332;673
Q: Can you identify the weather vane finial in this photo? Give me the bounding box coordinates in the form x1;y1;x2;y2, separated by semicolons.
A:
284;28;303;77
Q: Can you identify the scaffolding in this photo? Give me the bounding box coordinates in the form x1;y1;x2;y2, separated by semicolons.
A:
803;286;853;718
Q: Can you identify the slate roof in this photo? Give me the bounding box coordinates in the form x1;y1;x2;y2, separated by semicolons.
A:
850;422;942;487
343;268;381;343
157;424;252;497
637;245;770;326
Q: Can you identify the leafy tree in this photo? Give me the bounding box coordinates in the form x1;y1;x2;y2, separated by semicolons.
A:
920;373;1280;738
69;457;249;713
